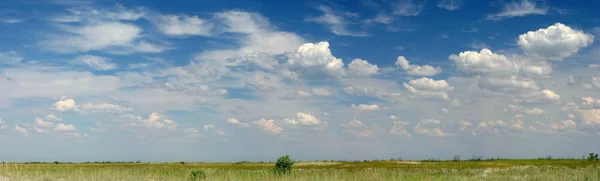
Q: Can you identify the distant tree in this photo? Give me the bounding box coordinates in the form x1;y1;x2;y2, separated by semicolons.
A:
273;155;294;175
453;155;461;162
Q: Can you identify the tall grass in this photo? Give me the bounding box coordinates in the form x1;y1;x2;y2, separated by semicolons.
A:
0;159;598;180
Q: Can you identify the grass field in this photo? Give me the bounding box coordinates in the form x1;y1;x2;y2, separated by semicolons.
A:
1;159;599;181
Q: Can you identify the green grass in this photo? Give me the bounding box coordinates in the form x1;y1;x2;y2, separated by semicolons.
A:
0;160;599;180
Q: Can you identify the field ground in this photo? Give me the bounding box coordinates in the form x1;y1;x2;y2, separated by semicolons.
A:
1;159;599;181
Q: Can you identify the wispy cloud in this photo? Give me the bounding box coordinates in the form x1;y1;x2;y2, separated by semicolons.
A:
487;0;548;20
394;0;426;16
437;0;464;11
306;6;370;37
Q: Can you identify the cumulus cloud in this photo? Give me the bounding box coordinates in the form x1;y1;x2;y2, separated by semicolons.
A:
458;120;472;131
395;56;442;76
252;118;283;135
518;23;594;61
287;42;344;72
550;119;577;130
74;55;117;70
54;123;77;132
352;104;380;111
46;114;62;122
35;118;54;128
311;88;331;96
487;0;548;20
348;58;379;77
51;97;133;113
449;49;519;76
403;77;453;100
51;97;79;112
414;123;453;137
226;118;250;127
14;124;28;136
183;128;203;137
287;112;327;126
140;112;178;130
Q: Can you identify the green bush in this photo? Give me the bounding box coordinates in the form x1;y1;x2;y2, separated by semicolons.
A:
273;155;294;175
189;169;207;180
588;153;598;161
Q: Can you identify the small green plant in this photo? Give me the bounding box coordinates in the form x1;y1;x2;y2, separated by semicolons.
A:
273;155;294;175
588;153;598;161
188;169;207;180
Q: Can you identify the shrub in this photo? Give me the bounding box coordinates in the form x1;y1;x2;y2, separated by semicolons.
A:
273;155;294;175
588;153;599;161
189;170;207;180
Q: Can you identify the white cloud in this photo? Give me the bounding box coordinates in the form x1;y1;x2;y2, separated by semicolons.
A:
487;0;548;20
141;112;177;130
183;128;203;137
420;118;441;124
295;112;326;126
478;76;539;93
458;120;472;131
51;97;79;112
54;123;77;132
151;14;212;36
390;120;411;138
518;23;594;61
395;56;442;76
35;118;54;128
580;97;600;109
403;77;453;100
226;118;250;127
342;119;374;138
43;22;140;53
287;42;344;72
0;117;6;129
351;104;380;111
579;109;600;126
74;55;117;70
79;103;134;113
348;58;379;77
46;114;62;122
449;49;519;76
550;119;577;130
306;6;369;37
437;0;463;11
389;115;399;120
394;0;425;16
252;118;283;135
14;124;28;136
517;89;561;104
0;51;24;65
414;123;453;137
203;124;215;131
311;88;331;96
215;11;271;34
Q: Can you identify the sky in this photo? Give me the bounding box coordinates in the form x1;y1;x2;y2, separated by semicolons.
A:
0;0;600;162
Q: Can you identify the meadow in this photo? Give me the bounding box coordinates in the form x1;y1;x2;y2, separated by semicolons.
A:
1;158;599;181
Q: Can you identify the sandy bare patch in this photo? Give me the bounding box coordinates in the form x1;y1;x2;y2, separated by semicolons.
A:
295;162;342;166
397;161;422;164
0;176;10;181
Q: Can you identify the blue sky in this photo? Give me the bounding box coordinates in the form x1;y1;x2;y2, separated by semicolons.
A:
1;0;600;162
